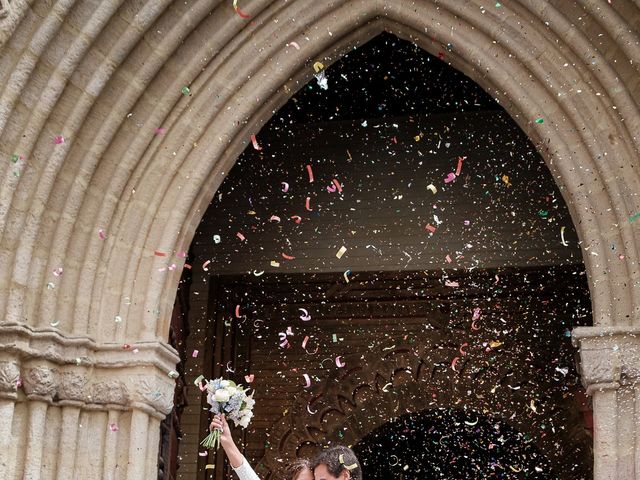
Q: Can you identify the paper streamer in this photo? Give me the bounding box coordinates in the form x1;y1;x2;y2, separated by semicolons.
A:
305;197;312;211
335;356;346;368
306;164;314;182
250;134;262;150
303;373;311;388
299;308;311;321
455;156;466;176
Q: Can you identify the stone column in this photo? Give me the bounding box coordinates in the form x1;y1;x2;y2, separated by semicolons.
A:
0;324;178;480
573;326;640;480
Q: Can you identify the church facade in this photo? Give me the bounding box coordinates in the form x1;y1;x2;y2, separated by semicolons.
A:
0;0;639;478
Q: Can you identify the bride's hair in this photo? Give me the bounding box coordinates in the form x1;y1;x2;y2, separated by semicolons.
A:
286;458;312;480
312;446;362;480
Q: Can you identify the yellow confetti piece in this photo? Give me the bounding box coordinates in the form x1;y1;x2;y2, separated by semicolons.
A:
313;61;325;73
205;464;215;470
336;246;347;259
339;454;358;471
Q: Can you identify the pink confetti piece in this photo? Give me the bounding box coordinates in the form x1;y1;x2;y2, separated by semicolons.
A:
444;172;456;183
202;260;211;271
455;156;466;176
299;308;311;321
199;452;208;457
332;178;343;193
98;229;106;240
154;127;166;135
472;307;481;321
54;135;65;145
444;279;459;287
287;41;301;50
168;263;177;271
464;220;470;226
286;326;293;336
327;184;337;193
451;356;460;371
109;423;118;432
290;215;302;224
281;182;289;192
269;215;281;223
176;251;187;258
235;305;242;318
459;343;468;355
236;232;246;241
335;356;346;368
192;350;199;358
302;335;310;349
52;267;63;277
425;224;437;233
233;0;251;18
305;197;312;211
279;332;290;348
282;252;295;260
445;255;452;263
250;134;262;150
306;164;314;182
303;373;311;388
184;263;192;269
154;250;167;257
244;374;254;383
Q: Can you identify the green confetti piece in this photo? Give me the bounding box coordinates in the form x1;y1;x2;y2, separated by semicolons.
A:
11;154;19;163
181;86;190;95
538;210;549;218
332;333;338;343
630;212;640;223
535;117;544;124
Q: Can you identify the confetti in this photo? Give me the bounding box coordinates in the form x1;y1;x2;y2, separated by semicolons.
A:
336;246;347;259
306;164;314;182
281;182;289;192
335;356;345;367
232;0;250;18
192;350;199;358
181;86;190;95
250;134;262;151
287;41;301;50
54;135;65;144
244;374;254;383
299;308;311;321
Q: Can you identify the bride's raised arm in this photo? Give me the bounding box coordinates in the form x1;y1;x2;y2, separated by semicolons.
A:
210;414;260;480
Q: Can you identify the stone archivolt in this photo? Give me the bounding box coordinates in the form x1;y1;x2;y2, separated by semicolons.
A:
0;0;639;478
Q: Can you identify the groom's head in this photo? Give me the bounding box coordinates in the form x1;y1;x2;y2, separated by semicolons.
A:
312;445;362;480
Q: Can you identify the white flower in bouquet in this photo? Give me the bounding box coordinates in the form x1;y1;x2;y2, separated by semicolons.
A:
213;389;231;403
194;375;255;450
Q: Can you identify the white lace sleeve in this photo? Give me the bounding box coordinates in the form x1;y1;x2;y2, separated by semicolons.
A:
232;457;261;480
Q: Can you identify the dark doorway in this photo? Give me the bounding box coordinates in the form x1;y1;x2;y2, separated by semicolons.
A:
354;408;557;480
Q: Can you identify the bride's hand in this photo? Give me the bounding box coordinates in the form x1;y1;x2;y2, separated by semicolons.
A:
209;414;233;446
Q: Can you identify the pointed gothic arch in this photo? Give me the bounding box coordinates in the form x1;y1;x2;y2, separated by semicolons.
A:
0;1;639;478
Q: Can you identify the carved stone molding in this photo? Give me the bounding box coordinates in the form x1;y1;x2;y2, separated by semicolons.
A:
90;380;129;406
0;361;20;397
58;372;88;402
22;366;58;399
572;326;640;389
135;377;175;415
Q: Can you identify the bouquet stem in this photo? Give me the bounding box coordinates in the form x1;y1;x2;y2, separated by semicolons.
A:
200;429;221;450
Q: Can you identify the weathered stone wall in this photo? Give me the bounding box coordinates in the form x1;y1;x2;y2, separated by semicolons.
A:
0;0;639;478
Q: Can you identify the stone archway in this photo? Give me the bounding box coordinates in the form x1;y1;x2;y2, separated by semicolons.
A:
0;1;639;478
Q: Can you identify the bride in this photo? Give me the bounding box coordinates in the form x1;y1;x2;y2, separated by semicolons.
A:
210;414;313;480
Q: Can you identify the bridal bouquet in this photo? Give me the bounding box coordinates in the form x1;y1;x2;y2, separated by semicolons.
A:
195;376;255;450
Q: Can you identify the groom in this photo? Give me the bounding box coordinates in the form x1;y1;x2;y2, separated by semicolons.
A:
312;445;362;480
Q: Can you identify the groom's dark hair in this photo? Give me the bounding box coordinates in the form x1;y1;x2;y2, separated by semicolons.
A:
312;445;362;480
